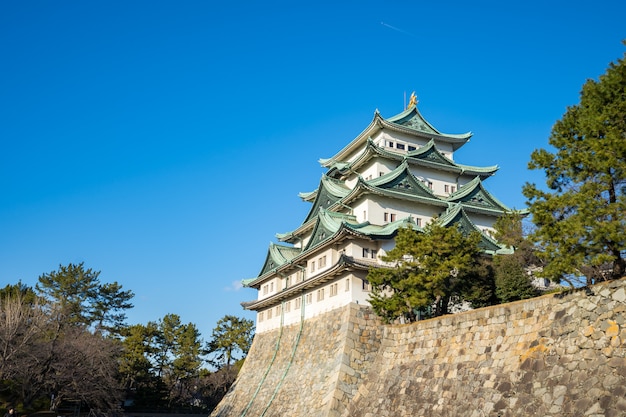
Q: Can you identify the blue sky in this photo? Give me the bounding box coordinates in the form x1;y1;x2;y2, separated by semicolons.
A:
1;1;624;344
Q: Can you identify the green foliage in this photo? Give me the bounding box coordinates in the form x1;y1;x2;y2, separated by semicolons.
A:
0;281;38;304
491;211;540;302
458;258;497;309
493;254;538;303
367;224;483;323
36;263;100;325
4;263;251;413
35;262;134;336
119;323;159;390
206;315;254;370
523;45;626;284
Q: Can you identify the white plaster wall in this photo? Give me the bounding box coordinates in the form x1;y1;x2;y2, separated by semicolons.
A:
255;274;369;332
466;212;498;232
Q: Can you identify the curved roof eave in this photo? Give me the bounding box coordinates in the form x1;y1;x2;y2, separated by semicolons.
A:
335;139;497;180
322;104;474;167
276;218;316;243
241;255;372;311
299;189;317;202
339;177;447;209
381;115;472;142
321;111;384;168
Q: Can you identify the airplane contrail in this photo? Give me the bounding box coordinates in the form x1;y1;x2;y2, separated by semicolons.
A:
381;21;417;38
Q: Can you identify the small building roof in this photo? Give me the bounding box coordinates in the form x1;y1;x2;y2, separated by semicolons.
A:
321;103;472;168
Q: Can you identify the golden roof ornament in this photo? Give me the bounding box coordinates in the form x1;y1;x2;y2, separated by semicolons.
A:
407;91;418;109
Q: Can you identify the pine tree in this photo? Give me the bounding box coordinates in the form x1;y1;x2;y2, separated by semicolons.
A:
523;44;626;284
367;224;483;323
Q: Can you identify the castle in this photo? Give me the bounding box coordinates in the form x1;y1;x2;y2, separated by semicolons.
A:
213;98;626;417
242;95;514;333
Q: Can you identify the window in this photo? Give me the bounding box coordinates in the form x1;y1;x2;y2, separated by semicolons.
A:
285;277;290;289
317;288;325;301
310;260;316;273
275;305;281;316
408;145;416;151
427;181;433;190
345;278;350;292
267;309;273;319
363;210;366;221
416;218;422;227
451;186;456;193
295;297;302;309
299;269;306;282
384;212;389;222
362;280;371;292
390;213;396;222
285;301;291;313
258;311;264;322
387;141;394;148
263;284;268;295
318;255;327;268
445;184;449;193
330;283;338;297
270;282;274;292
371;249;378;259
379;172;384;177
306;293;313;305
363;248;370;258
396;143;405;150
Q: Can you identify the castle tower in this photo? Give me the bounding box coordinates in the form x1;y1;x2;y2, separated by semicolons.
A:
242;99;514;333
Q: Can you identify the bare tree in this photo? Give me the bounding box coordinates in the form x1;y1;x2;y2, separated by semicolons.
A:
46;326;123;411
1;290;124;410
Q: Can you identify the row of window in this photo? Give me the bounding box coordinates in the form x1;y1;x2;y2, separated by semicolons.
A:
258;279;368;322
310;255;327;273
386;140;417;152
386;140;452;159
261;254;333;300
262;281;274;295
362;248;378;259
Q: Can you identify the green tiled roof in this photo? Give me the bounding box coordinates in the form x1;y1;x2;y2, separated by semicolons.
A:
322;104;474;168
437;204;504;253
324;138;497;180
256;242;302;277
446;176;511;213
250;210;418;285
386;105;472;140
301;176;351;223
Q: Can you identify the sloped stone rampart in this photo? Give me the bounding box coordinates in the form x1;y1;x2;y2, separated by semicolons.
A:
210;304;382;417
212;278;626;417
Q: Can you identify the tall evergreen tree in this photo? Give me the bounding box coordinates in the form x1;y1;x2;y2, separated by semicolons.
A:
35;263;134;335
206;315;254;370
523;44;626;285
367;224;483;323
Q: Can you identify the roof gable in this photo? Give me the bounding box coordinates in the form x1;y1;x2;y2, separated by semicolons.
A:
369;161;436;199
302;176;351;223
304;209;356;251
407;139;456;167
447;177;511;212
387;105;440;135
437;204;502;253
257;243;302;277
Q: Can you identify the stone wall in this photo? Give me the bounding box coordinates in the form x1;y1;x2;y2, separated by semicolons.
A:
212;278;626;417
210;304;382;417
